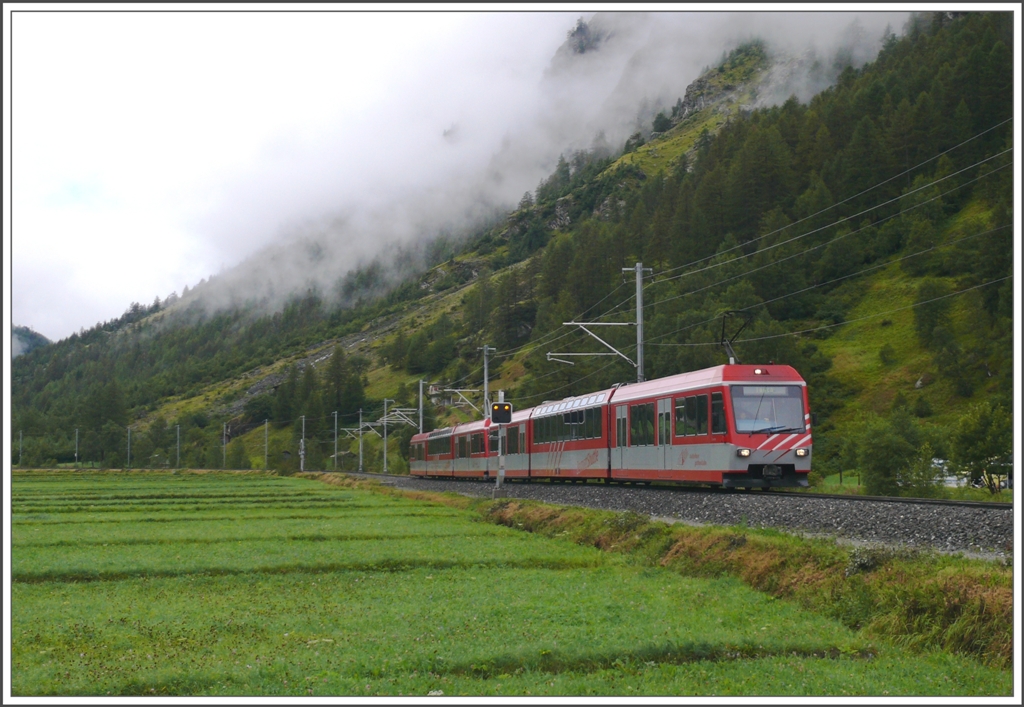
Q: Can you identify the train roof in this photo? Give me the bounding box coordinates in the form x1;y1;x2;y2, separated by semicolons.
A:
608;364;805;404
529;386;616;419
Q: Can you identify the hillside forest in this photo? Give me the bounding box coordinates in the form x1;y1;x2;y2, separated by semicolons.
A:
10;12;1015;495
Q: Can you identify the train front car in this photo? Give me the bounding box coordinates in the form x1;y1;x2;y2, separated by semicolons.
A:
607;364;811;488
721;364;812;489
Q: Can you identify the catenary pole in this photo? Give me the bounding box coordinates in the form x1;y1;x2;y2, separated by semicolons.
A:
479;345;496;420
418;380;424;434
623;262;652;383
383;399;393;474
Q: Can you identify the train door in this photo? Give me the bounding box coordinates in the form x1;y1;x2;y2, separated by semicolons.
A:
614;405;627;470
658;398;672;476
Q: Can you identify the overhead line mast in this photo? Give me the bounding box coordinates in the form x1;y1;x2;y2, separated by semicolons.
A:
547;261;651;383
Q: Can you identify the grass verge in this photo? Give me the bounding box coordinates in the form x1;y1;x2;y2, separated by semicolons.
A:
316;474;1014;670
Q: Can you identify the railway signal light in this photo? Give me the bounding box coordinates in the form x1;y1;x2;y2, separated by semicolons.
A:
491;402;513;424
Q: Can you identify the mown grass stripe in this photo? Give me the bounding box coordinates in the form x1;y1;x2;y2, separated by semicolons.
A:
12;557;604;584
13;530;500;548
408;642;877;680
12;510;464;525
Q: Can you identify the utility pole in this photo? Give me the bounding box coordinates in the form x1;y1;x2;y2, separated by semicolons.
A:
332;411;338;471
222;423;226;469
264;419;268;470
358;408;363;472
479;345;496;420
176;425;180;468
383;399;393;473
300;415;306;472
623;262;652;383
75;428;79;466
418;380;425;434
127;426;131;469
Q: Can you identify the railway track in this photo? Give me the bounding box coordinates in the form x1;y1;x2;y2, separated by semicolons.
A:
338;471;1011;509
333;471;1013;557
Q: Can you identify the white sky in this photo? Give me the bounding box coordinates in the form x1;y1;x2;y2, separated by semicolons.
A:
7;7;580;340
5;4;923;343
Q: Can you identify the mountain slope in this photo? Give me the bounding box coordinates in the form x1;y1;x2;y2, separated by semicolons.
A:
11;12;1014;490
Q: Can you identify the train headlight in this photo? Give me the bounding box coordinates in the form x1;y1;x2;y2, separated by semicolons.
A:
737;448;751;458
795;448;809;457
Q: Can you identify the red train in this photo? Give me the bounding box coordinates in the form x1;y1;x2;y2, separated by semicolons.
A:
410;363;812;489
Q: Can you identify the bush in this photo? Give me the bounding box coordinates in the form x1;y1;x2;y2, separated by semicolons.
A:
912;395;932;418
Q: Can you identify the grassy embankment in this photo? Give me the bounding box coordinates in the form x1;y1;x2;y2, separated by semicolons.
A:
331;475;1012;670
10;470;1011;697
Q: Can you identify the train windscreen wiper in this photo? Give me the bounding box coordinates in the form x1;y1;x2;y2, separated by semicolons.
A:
750;425;804;435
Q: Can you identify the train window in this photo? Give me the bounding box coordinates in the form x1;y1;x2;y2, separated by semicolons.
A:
686;397;700;435
520;426;526;452
506;428;518;455
674;398;688;436
489;428;499;454
657;399;672;446
711;392;726;434
696;395;708;434
616;406;627;447
428;436;450;456
630;403;655;446
730;385;805;434
471;433;483;454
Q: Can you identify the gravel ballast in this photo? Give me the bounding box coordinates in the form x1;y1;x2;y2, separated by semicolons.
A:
376;475;1014;559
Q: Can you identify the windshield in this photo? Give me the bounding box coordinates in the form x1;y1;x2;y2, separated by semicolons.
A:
731;385;805;434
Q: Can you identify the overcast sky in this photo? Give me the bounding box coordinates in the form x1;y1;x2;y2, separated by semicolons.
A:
5;5;912;344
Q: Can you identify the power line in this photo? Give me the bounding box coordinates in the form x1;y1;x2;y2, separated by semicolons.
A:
645;159;1012;313
648;116;1014;282
645;147;1013;297
646;224;1012;346
734;275;1012;344
650;275;1012;349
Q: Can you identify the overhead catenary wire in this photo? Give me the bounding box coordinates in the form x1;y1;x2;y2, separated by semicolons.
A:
647;116;1014;283
645;223;1013;346
648;275;1012;349
644;158;1012;313
644;146;1013;298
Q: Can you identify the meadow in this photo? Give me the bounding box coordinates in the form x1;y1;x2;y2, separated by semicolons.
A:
9;470;1012;696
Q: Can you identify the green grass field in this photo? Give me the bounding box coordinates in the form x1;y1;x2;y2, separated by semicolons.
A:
10;471;1011;696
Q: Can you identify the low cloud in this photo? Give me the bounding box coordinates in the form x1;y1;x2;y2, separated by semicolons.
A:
14;11;910;337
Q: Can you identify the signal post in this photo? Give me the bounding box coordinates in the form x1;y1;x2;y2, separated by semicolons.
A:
490;393;512;498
